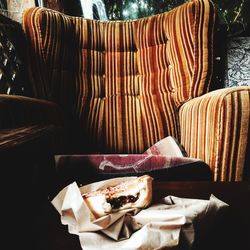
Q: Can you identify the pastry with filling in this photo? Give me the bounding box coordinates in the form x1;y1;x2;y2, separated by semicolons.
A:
82;175;153;218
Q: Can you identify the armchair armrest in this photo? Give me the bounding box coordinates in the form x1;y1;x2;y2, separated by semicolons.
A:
179;86;250;181
0;94;64;129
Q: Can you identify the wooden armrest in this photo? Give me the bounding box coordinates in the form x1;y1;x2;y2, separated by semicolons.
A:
0;94;64;129
0;124;59;153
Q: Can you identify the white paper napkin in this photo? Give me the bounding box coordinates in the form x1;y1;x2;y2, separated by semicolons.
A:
51;178;228;250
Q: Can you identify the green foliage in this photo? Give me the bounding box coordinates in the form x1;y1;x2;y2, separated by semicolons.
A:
215;0;249;36
104;0;187;20
103;0;250;36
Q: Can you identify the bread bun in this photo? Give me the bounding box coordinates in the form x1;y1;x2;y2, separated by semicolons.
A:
82;175;153;218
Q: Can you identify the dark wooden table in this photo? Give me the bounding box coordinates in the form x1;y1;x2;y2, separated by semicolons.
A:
33;181;250;250
1;125;61;250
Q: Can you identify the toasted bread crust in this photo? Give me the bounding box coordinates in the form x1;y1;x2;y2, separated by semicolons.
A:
82;175;153;218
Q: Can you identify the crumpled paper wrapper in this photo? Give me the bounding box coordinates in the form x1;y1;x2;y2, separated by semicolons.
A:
51;177;228;250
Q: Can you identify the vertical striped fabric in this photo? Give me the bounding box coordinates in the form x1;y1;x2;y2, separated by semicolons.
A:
179;87;250;181
22;0;215;153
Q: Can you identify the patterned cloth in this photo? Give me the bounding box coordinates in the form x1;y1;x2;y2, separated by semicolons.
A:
54;136;212;187
225;37;250;87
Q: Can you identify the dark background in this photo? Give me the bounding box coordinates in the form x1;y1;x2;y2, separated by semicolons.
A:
54;0;250;37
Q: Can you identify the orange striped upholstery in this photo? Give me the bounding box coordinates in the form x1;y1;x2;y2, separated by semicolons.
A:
179;87;250;181
22;0;215;154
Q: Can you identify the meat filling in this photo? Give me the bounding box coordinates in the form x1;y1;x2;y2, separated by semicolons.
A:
107;193;140;209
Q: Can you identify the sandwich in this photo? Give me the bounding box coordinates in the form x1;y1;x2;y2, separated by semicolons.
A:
81;175;153;218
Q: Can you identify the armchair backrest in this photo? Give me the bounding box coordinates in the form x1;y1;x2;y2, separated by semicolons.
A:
22;0;215;153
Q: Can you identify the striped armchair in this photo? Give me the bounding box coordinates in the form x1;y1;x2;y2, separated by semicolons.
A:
22;0;249;181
